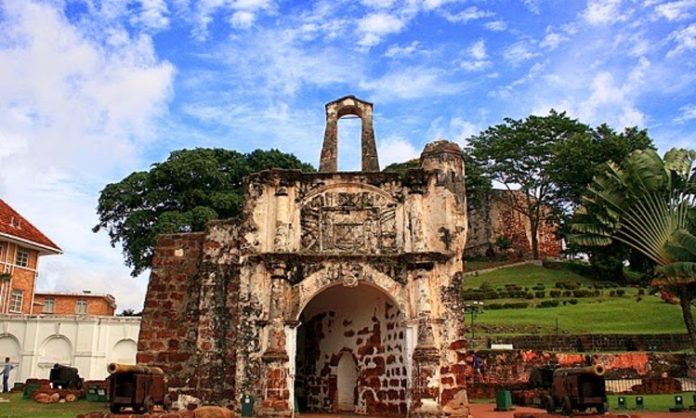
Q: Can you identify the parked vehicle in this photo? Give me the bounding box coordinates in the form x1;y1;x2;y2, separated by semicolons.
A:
106;363;172;413
543;365;608;415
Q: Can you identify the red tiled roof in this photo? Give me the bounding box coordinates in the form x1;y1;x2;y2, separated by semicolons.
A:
0;199;62;254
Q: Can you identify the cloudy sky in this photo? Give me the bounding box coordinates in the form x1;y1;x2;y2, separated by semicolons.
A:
1;0;694;312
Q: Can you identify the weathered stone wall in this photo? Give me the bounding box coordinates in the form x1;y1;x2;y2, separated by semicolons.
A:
138;99;472;418
472;350;696;385
466;190;562;259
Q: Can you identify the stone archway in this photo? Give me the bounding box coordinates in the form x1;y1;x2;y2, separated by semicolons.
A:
293;283;409;416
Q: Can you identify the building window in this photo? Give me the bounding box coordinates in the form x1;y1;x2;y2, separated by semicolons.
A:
43;298;55;313
76;299;88;314
9;289;23;312
15;248;29;268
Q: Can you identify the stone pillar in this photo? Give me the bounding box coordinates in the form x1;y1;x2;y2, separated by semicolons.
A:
319;95;380;173
273;185;291;252
260;262;292;417
411;270;442;417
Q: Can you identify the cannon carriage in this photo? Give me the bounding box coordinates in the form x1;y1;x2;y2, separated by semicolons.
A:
543;364;608;415
106;363;172;413
49;364;84;389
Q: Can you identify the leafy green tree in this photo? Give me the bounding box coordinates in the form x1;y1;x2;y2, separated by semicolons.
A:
94;148;314;276
572;148;696;349
468;110;589;259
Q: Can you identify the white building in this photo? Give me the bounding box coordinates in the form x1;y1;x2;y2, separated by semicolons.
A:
0;314;140;387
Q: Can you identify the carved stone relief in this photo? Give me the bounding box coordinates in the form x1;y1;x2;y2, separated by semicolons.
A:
301;190;397;254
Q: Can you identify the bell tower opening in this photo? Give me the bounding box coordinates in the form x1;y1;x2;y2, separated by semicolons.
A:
336;115;362;171
293;283;408;416
319;95;380;173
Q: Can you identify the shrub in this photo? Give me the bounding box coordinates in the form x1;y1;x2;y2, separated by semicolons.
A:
562;290;572;297
609;290;616;297
556;281;581;290
535;291;545;298
549;290;561;298
616;289;626;296
538;300;560;308
572;289;592;298
638;289;645;296
525;292;535;299
487;303;504;310
568;299;578;305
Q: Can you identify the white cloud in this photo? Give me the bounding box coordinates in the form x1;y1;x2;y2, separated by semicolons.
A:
460;39;491;71
357;12;405;47
130;0;170;31
503;41;540;66
484;20;508;31
178;0;276;40
521;0;541;14
360;67;465;101
675;103;696;122
426;116;482;147
668;22;696;55
0;1;174;311
442;6;494;23
654;0;696;21
539;32;569;49
583;0;624;25
377;137;420;167
384;41;422;57
360;0;397;8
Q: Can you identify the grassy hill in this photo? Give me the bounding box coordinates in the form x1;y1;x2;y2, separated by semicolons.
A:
461;263;693;336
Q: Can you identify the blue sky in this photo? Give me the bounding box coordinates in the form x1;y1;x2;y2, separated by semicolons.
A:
0;0;694;311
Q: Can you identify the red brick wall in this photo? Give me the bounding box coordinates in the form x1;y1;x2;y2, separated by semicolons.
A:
137;225;241;402
33;294;115;316
0;241;40;314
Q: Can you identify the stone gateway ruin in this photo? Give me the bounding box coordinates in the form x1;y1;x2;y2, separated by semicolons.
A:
138;96;472;417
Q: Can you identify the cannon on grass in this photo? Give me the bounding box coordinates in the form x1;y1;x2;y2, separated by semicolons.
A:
543;364;608;415
49;364;84;389
107;363;172;414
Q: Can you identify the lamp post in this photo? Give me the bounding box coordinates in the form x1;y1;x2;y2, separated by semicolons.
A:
464;301;484;340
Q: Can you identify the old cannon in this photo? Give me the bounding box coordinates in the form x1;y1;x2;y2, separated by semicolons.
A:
49;364;84;389
543;364;608;415
107;363;172;413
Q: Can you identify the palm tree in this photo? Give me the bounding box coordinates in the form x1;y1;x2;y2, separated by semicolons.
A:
571;148;696;350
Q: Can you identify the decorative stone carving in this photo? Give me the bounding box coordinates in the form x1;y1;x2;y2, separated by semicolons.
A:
301;190;397;254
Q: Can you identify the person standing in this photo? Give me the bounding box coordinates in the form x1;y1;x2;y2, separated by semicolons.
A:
0;357;14;393
472;352;483;382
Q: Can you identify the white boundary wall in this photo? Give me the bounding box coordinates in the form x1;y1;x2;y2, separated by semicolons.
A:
0;314;140;387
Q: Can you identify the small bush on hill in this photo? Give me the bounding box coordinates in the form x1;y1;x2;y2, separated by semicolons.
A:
538;300;560;308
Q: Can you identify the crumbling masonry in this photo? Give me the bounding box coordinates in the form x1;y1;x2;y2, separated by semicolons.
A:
137;96;472;417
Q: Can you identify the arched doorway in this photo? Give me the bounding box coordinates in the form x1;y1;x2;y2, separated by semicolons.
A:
337;351;358;411
294;283;408;415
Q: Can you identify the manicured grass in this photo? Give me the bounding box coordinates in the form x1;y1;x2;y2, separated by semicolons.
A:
463;264;694;336
475;296;690;335
607;393;696;412
0;392;108;418
462;263;598;288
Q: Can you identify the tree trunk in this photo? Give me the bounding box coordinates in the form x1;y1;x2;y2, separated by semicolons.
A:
530;220;540;259
678;286;696;352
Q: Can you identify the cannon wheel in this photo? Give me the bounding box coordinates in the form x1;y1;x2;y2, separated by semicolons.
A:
544;396;555;413
561;396;573;415
163;394;173;412
144;395;155;413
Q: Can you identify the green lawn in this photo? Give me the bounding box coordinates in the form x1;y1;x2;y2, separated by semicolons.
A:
463;264;693;336
462;263;598;288
607;393;696;412
0;392;108;418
